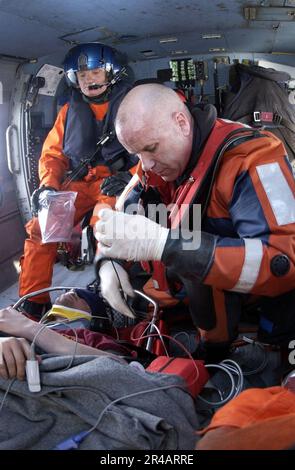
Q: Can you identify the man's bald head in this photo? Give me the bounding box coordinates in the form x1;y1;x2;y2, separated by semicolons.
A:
115;84;194;182
116;84;190;135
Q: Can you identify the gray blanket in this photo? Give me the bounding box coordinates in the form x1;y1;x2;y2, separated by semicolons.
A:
0;355;199;450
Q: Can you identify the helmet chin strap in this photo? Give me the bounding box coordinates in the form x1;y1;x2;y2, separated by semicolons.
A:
88;67;127;90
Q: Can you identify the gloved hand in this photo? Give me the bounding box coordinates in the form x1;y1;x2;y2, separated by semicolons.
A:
30;185;56;217
100;171;132;197
99;261;135;318
95;209;169;261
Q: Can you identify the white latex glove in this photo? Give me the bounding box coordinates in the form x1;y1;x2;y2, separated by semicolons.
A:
95;209;169;261
99;261;135;319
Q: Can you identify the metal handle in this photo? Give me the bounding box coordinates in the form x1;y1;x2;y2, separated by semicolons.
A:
6;124;20;174
133;289;159;352
13;286;78;310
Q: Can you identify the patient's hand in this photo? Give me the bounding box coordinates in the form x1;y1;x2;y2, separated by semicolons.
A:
0;337;32;380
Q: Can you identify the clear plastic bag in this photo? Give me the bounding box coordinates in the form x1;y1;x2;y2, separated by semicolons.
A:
38;190;77;243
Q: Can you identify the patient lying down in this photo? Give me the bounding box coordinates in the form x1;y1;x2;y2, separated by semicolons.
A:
0;304;122;381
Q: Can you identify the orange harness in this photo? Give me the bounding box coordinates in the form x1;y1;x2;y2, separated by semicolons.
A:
142;119;257;292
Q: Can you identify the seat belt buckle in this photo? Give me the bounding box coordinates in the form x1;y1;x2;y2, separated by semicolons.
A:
253;111;261;123
253;111;275;126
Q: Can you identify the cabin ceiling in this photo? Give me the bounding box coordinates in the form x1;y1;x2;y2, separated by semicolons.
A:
0;0;295;62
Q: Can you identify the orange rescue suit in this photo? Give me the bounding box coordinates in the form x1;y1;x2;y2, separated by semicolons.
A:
19;101;135;303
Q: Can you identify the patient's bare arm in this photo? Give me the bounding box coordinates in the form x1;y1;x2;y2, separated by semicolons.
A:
0;307;123;380
0;306;118;357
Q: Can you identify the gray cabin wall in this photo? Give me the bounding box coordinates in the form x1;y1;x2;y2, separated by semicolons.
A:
0;59;26;292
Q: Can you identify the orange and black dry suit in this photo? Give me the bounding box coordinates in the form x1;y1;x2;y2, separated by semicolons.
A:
19;82;137;307
120;105;295;346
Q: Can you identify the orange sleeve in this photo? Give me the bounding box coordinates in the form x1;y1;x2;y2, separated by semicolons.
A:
197;386;295;450
196;415;295;450
38;104;70;190
204;134;295;297
199;386;295;434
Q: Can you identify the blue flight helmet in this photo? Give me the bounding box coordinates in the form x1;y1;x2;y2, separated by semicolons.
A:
63;42;121;88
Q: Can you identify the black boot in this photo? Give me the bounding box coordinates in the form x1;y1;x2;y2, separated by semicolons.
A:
22;299;52;320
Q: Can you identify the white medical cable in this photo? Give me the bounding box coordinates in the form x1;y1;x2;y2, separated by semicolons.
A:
30;321;79;371
221;359;244;396
239;336;269;376
39;310;53;324
86;383;183;436
173;331;194;354
131;318;169;356
30;324;50;359
197;359;244;407
196;364;235;407
148;323;169;357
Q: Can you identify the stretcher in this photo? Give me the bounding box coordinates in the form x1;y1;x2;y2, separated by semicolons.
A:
13;286;209;398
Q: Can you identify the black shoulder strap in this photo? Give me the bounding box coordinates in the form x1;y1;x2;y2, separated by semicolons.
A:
201;128;268;217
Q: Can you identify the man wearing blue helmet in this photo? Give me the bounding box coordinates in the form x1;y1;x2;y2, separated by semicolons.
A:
19;43;138;318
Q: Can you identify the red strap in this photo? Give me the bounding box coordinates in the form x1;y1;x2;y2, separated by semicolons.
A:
170;119;246;228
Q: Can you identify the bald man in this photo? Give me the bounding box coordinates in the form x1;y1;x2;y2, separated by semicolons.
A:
115;85;193;180
95;84;295;359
